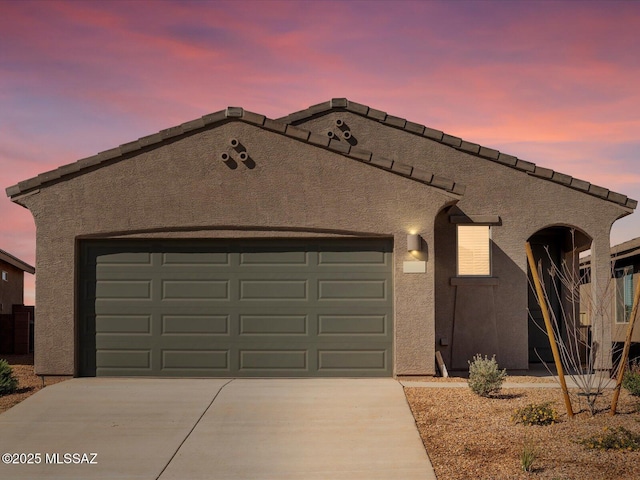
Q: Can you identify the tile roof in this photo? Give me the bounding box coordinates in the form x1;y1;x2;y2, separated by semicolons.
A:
580;237;640;267
606;237;640;263
6;107;464;200
277;98;637;210
0;248;35;274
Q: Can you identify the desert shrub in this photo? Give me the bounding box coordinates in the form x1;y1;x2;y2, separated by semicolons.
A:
520;439;537;472
0;359;18;395
622;360;640;396
579;426;640;451
468;354;507;397
512;402;559;426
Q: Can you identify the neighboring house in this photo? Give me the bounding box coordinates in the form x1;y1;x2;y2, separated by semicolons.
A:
0;248;35;354
580;238;640;362
5;98;636;378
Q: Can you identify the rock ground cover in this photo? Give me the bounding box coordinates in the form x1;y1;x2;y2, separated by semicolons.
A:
405;380;640;480
0;354;67;414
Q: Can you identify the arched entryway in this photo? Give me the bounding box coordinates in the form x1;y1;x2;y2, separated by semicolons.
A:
527;226;592;364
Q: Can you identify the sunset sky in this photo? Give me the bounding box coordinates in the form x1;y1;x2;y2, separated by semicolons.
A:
2;0;639;303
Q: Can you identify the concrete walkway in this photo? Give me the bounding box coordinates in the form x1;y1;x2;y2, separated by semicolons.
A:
401;371;616;389
0;378;435;480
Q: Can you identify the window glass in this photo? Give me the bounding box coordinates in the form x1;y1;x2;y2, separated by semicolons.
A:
457;225;491;276
615;266;634;323
1;271;7;282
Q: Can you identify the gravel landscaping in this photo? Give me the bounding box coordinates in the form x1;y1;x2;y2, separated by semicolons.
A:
405;377;640;480
0;354;67;415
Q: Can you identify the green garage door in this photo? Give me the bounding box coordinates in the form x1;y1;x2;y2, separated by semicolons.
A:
79;239;393;377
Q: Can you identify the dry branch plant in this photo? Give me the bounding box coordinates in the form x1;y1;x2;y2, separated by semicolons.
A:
528;231;617;416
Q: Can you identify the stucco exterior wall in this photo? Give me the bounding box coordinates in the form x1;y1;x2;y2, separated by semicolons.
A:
0;261;25;314
297;112;629;369
17;121;457;376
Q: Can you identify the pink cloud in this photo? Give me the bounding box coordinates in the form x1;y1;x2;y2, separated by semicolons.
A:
2;0;640;305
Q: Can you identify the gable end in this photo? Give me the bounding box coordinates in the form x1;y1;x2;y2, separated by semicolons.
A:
7;107;465;200
278;98;636;210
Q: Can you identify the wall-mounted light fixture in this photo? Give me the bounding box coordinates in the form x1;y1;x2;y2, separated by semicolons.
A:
407;233;421;252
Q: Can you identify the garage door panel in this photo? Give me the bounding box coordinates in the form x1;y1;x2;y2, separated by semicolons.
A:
318;279;388;300
240;279;308;300
239;315;308;335
162;251;230;266
156;269;234;279
156;334;227;350
239;250;308;266
239;350;308;371
97;349;151;369
80;239;393;377
162;280;229;300
96;280;152;299
96;315;152;334
162;350;229;370
318;350;387;370
92;270;154;282
161;315;229;335
94;251;153;266
318;315;388;335
97;334;153;349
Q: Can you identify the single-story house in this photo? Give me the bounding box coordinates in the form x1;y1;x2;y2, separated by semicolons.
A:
0;248;35;354
5;98;636;378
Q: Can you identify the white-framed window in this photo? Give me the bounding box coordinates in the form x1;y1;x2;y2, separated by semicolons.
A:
457;225;491;276
615;265;634;323
1;271;7;282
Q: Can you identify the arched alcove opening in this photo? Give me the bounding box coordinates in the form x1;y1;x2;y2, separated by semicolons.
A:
527;226;592;364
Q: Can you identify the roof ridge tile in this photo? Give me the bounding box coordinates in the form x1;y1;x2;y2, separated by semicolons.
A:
307;101;332;115
478;146;500;160
532;166;553;179
570;178;590;192
496;153;517;166
551;172;572;185
459;141;480;155
348;146;373;162
442;134;462;148
180;117;206;132
330;98;348;108
366;108;387;121
405;121;426;135
410;167;433;183
383;115;407;128
516;159;535;172
328;138;351;154
345;101;369;115
263;118;287;133
391;161;413;176
201;110;227;125
225;107;243;117
284;124;310;141
307;131;330;148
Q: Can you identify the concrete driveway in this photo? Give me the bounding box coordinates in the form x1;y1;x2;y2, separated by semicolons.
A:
0;378;435;479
